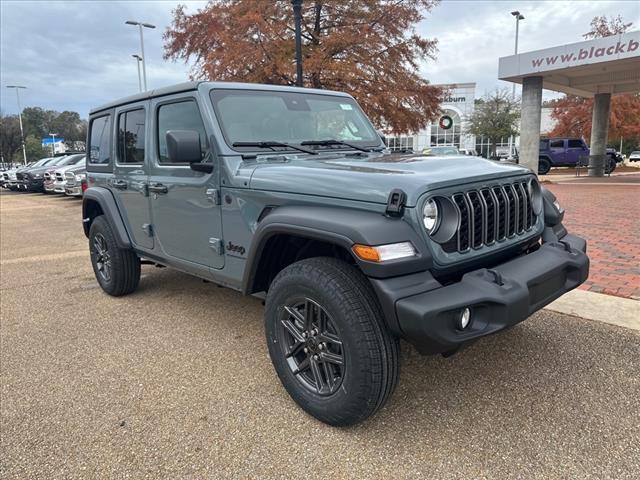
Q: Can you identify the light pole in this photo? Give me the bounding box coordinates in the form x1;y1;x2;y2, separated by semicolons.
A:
48;133;58;156
125;20;156;91
291;0;303;87
508;10;524;161
6;85;27;165
132;54;143;92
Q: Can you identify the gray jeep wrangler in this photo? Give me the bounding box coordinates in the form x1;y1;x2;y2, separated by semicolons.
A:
83;82;589;426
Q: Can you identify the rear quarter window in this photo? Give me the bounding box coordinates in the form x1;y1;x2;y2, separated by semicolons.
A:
88;114;112;166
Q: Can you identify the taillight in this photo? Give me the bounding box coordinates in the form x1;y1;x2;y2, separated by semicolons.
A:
81;179;88;192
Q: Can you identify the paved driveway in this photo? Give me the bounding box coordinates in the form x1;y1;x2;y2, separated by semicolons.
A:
1;192;639;479
546;176;640;299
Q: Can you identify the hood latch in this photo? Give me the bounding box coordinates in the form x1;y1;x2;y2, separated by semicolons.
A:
386;189;407;217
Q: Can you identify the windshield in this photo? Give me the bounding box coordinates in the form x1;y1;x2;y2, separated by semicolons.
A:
31;157;54;167
423;146;460;156
210;89;380;152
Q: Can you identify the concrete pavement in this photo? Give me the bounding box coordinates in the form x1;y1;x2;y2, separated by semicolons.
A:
1;191;639;479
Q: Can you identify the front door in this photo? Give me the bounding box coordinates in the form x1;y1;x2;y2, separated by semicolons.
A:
148;95;224;269
111;103;153;249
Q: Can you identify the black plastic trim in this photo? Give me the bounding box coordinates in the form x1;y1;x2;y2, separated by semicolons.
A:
241;205;432;294
82;187;132;249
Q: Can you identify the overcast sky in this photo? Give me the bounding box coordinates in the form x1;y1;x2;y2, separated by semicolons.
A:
1;0;638;118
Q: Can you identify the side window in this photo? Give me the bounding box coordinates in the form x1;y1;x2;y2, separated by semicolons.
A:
157;100;208;163
88;115;111;165
117;109;146;164
549;139;564;149
568;139;584;148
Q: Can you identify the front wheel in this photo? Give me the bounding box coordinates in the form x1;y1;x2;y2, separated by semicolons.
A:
538;158;551;175
605;157;616;174
265;257;399;426
89;215;140;296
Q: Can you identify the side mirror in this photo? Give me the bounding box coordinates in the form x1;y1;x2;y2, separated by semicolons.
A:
166;130;213;173
166;130;202;163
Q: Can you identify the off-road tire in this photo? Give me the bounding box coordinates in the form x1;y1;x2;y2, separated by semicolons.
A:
538;158;551;175
264;257;400;426
89;215;140;296
605;157;616;174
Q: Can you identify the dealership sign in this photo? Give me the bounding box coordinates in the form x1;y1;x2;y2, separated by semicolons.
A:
499;31;639;78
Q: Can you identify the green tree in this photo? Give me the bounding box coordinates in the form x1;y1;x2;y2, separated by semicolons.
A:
0;113;23;163
23;135;48;162
21;107;57;140
466;89;520;158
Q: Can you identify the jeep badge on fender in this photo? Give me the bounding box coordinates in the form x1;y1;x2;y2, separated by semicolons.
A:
82;82;589;426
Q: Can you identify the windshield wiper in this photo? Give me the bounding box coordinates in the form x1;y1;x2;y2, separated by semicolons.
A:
232;141;318;155
300;139;371;153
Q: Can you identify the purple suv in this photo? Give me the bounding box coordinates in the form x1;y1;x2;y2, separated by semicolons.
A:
538;137;619;175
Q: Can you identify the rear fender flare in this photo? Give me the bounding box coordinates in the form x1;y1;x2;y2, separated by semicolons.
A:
82;187;131;249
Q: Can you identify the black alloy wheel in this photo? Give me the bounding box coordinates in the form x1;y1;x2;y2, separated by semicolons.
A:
91;233;112;283
278;297;345;396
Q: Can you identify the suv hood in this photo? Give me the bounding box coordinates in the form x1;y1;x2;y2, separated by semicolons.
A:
248;153;532;206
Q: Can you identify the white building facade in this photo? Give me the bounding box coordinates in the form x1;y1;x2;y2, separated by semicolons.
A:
386;83;477;153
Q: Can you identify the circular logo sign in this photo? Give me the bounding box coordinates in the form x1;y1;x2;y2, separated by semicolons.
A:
439;115;453;130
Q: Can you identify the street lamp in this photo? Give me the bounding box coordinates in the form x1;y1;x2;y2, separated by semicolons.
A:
508;10;525;161
6;85;27;165
132;54;143;93
125;20;156;91
291;0;303;87
48;133;58;156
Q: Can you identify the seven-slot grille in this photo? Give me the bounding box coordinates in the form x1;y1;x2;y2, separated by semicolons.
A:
441;180;535;253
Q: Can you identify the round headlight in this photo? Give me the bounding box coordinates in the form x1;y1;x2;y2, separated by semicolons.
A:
422;198;439;233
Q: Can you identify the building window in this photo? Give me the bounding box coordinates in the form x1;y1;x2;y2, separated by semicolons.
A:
386;135;414;152
430;109;462;148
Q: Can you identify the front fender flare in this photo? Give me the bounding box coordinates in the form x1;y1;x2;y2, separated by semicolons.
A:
82;187;132;249
241;205;432;294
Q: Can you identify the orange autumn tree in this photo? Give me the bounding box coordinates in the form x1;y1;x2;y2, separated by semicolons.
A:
548;94;640;145
164;0;443;133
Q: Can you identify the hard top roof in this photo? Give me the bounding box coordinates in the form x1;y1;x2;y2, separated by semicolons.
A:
90;81;352;115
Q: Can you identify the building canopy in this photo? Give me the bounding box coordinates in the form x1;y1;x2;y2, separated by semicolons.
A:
498;31;640;98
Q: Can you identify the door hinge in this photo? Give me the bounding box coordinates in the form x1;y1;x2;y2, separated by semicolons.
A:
206;188;221;205
142;223;154;237
209;237;223;254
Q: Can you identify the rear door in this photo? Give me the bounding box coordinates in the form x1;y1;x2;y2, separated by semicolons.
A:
549;139;566;164
147;94;224;269
111;102;153;249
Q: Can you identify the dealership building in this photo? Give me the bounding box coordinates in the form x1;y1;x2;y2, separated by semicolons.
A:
386;82;522;157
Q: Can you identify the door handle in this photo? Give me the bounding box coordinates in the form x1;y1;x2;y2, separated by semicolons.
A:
111;179;127;190
148;183;168;194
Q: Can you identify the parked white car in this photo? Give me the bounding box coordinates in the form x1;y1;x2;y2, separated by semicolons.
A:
629;151;640;163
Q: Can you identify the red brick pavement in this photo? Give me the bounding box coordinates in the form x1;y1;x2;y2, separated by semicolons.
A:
545;182;640;299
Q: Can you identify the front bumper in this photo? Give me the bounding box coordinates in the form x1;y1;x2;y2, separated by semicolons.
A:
44;180;56;192
18;178;44;191
65;185;82;197
53;180;67;193
372;233;589;355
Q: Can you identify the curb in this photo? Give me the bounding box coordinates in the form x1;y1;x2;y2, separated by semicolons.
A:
545;289;640;332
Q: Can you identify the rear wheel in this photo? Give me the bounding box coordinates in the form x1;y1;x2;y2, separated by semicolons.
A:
89;215;140;296
264;257;399;426
538;158;551;175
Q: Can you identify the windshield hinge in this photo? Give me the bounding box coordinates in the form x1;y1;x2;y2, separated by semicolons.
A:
386;189;407;217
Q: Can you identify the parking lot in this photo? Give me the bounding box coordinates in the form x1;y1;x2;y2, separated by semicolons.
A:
1;191;639;479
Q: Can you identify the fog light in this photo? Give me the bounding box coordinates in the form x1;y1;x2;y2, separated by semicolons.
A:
457;308;472;330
